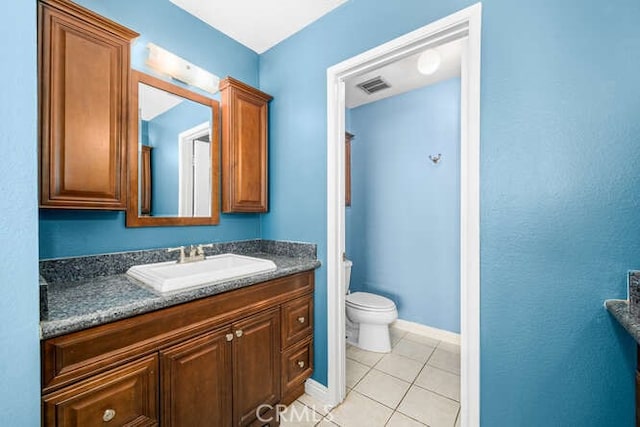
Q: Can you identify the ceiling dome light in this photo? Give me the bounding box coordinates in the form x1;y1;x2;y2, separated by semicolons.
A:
417;49;442;75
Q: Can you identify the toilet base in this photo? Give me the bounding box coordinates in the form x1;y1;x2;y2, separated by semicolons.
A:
356;323;391;353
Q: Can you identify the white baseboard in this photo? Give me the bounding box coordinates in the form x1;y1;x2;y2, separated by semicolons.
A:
304;379;333;406
392;319;461;345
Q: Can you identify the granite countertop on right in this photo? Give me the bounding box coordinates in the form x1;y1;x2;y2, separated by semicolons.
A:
605;299;640;344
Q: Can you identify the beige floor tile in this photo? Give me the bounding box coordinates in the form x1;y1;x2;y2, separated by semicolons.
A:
346;344;385;367
437;341;461;354
415;365;460;402
392;339;436;363
353;369;411;409
329;391;393;427
390;327;407;347
346;358;370;388
386;411;427;427
427;347;460;375
316;418;340;427
397;386;459;427
375;353;424;383
297;394;333;416
279;401;324;426
402;332;441;348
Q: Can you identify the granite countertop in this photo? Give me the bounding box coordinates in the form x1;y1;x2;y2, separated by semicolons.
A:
605;299;640;344
40;241;320;340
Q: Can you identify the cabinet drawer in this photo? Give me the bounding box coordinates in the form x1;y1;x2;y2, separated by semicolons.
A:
281;295;313;349
42;355;158;427
281;338;313;401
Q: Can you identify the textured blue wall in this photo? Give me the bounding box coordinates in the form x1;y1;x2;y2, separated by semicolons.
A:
347;79;461;333
0;0;40;424
147;101;211;216
39;0;261;259
259;0;640;424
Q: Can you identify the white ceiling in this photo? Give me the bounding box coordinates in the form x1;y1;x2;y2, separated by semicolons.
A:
169;0;349;54
139;83;184;121
345;38;463;109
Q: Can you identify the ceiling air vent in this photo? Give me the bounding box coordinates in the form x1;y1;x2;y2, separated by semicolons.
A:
357;76;391;95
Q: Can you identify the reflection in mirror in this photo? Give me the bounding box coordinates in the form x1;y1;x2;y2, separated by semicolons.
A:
127;70;220;228
138;83;212;217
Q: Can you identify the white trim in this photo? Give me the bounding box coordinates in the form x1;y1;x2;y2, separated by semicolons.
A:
178;121;210;216
392;319;461;345
326;4;482;426
303;379;334;409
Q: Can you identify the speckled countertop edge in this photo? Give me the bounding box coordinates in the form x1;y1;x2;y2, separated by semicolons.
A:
40;243;320;340
605;299;640;344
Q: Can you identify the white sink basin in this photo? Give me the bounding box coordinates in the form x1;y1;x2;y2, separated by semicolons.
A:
127;253;277;294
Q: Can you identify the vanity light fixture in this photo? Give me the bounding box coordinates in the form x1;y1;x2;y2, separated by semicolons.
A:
417;49;442;75
146;43;220;94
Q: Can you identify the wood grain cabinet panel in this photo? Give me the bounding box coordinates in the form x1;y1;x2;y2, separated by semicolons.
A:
281;338;313;405
42;355;158;427
160;328;233;427
220;77;272;213
232;308;280;427
281;295;313;349
39;0;138;209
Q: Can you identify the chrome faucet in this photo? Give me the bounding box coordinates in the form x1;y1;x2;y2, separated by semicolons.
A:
168;244;213;264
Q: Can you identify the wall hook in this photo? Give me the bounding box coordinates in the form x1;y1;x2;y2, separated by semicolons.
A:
429;153;442;164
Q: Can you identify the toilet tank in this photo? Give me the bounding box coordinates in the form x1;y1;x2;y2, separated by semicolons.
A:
344;259;353;293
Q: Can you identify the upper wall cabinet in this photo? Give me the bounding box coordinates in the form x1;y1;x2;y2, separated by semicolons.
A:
220;77;273;213
38;0;138;210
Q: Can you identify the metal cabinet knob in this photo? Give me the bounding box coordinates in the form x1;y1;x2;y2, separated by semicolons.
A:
297;360;305;368
297;317;305;324
226;333;234;342
235;330;243;338
103;409;116;422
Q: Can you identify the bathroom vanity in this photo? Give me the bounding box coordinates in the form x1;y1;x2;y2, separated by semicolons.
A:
40;241;319;427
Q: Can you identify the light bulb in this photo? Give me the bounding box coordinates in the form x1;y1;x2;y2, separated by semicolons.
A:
417;49;441;75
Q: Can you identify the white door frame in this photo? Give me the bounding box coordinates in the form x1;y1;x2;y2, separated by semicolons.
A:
320;4;481;426
178;121;210;216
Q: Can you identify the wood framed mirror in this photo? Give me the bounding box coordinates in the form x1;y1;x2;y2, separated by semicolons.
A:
126;70;220;227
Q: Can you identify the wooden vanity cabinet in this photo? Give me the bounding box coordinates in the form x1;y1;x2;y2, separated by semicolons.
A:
42;355;159;427
220;77;273;213
38;0;138;209
41;271;314;427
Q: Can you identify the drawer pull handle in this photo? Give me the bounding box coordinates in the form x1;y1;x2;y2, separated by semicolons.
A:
226;333;234;342
297;360;305;368
103;409;116;422
235;330;243;338
298;317;305;324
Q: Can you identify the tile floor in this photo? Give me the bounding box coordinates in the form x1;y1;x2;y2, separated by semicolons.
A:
280;326;461;427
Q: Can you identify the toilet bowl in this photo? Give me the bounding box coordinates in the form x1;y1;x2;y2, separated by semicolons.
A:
344;260;398;352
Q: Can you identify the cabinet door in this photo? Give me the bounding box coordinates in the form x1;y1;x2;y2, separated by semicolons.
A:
42;355;158;427
232;308;281;426
160;328;233;427
39;0;137;209
221;77;272;213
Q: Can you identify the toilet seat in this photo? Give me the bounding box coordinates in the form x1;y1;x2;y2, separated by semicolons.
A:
346;292;396;312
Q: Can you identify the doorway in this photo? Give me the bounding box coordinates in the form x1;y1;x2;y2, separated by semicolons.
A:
178;121;212;217
321;4;481;426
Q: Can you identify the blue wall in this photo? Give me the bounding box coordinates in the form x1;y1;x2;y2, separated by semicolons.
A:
347;79;461;333
0;0;40;424
39;0;261;259
147;101;211;216
259;0;640;424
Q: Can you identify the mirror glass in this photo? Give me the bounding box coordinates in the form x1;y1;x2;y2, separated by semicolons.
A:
127;70;219;228
138;82;212;217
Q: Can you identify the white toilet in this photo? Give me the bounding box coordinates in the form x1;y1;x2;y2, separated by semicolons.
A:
344;259;398;352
